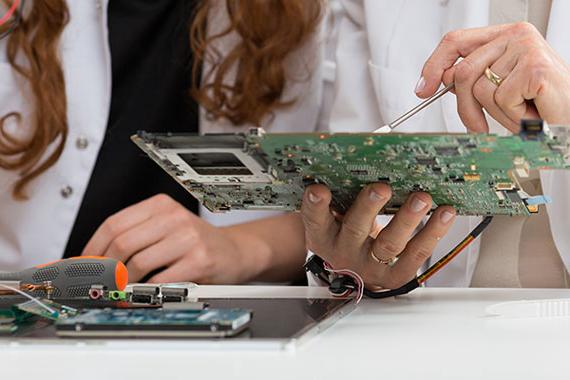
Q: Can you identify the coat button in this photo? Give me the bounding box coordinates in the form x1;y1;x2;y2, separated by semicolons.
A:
60;186;73;199
76;136;89;150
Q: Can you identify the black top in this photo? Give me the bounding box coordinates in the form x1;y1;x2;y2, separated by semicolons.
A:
63;0;199;258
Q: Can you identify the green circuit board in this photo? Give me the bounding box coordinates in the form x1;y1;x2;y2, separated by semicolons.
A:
132;121;570;216
55;308;252;337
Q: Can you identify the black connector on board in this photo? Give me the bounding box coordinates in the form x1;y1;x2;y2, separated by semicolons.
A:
162;296;183;303
329;277;356;295
520;119;545;141
131;294;152;304
303;255;331;285
304;255;356;295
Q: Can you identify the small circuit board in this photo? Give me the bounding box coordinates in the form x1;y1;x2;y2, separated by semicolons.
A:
55;308;252;337
15;299;78;321
0;299;73;333
132;121;570;216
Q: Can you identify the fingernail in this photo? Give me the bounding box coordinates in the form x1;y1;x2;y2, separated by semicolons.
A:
369;190;385;202
440;210;455;224
411;197;428;213
308;192;321;204
415;76;426;94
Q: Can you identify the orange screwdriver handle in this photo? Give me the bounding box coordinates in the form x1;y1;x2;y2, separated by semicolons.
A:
0;256;128;299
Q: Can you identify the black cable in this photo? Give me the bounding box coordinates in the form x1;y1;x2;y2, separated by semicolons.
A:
470;215;494;238
303;255;331;285
305;217;494;300
363;216;494;299
363;278;420;299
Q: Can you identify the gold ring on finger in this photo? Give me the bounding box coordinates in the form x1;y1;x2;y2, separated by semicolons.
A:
370;250;398;266
484;67;503;87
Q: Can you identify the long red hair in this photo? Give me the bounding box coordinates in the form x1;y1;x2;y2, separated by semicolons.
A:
0;0;324;199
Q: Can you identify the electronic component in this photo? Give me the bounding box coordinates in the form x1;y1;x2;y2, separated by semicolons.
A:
161;286;189;303
0;281;61;329
88;284;105;300
130;285;159;304
0;309;19;334
0;257;128;299
0;308;34;334
55;308;252;338
87;283;193;305
0;282;74;332
14;299;78;321
132;121;570;216
0;280;55;298
108;290;128;301
162;302;206;311
1;298;354;343
0;323;18;334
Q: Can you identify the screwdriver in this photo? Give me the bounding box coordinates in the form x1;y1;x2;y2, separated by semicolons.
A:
0;256;128;299
373;82;455;133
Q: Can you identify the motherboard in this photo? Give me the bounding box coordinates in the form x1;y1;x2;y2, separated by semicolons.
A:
132;121;570;216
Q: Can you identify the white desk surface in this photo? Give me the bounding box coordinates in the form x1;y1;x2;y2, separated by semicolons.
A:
4;286;570;380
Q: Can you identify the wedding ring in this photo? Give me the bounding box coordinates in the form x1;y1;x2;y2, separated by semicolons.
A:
370;250;398;266
484;67;503;87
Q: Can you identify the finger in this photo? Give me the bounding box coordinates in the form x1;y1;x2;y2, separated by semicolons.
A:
148;259;204;284
370;220;383;239
469;49;520;131
495;60;547;125
527;68;567;124
442;66;456;93
333;211;384;239
332;210;344;222
337;183;391;249
82;194;177;257
102;211;188;264
451;38;509;132
371;192;432;262
473;78;519;133
300;184;339;255
418;24;512;98
385;206;456;287
126;233;193;282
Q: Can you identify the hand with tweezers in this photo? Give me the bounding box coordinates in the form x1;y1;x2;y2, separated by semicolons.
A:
417;23;570;132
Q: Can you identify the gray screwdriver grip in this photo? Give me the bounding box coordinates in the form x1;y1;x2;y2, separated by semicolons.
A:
0;257;127;299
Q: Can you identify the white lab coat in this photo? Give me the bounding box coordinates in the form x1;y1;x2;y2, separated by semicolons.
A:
329;0;570;286
0;0;326;271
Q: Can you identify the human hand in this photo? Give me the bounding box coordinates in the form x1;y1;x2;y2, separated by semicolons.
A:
82;194;261;284
417;22;570;132
301;183;456;289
